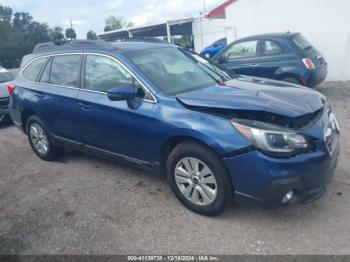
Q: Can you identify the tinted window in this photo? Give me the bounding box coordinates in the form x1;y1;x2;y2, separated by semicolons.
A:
50;55;81;87
292;34;311;50
84;55;147;98
22;57;48;81
223;40;258;59
0;68;13;83
263;41;282;55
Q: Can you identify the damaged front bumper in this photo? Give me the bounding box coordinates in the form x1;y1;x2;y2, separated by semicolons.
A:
223;135;339;208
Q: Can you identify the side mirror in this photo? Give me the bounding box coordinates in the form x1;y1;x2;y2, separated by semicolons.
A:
217;55;227;64
107;84;137;101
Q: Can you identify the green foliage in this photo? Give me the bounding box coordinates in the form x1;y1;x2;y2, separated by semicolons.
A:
65;28;76;40
0;5;12;23
87;30;98;40
49;27;65;43
104;15;133;32
0;4;66;68
0;21;30;68
13;12;33;32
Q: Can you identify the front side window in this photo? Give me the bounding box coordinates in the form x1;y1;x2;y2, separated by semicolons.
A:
223;40;258;59
263;41;283;56
126;48;231;95
22;57;48;82
84;55;148;99
50;55;81;87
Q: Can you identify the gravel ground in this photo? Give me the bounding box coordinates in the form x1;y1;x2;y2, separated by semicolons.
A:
0;81;350;255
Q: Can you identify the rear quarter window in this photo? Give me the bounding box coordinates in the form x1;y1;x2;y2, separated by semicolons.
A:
22;57;49;82
292;34;312;50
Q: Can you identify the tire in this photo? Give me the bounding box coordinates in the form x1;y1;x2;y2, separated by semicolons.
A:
282;77;302;85
26;115;63;161
166;141;233;215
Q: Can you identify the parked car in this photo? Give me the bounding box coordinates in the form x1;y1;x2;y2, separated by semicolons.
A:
200;38;227;58
9;40;339;215
0;66;14;123
213;33;327;87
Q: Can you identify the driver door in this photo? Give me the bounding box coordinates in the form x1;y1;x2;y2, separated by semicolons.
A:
218;40;261;76
76;54;156;160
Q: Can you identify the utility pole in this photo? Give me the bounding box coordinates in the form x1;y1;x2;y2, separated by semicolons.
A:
69;19;73;29
203;0;207;16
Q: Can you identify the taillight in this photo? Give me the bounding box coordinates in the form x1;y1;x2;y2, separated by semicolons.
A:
8;83;16;95
302;58;316;70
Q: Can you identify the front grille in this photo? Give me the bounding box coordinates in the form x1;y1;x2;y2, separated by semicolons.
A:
0;97;9;110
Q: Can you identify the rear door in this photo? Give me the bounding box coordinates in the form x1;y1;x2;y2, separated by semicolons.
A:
218;40;261;76
34;54;83;141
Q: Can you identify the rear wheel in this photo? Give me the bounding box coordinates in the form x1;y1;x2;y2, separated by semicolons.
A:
27;115;63;161
166;141;233;215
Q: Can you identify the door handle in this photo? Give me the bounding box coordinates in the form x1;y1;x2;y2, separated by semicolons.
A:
249;63;260;67
78;102;92;111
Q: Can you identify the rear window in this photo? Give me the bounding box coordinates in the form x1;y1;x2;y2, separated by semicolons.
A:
292;34;312;50
50;55;81;87
22;57;48;82
0;68;13;83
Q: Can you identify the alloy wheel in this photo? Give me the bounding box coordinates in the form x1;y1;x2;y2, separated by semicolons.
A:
29;122;49;155
174;157;218;206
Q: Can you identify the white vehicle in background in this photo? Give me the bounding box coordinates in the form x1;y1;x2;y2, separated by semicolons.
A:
0;66;14;124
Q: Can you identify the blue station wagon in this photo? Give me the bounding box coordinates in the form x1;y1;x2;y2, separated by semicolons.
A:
213;33;328;87
9;40;339;215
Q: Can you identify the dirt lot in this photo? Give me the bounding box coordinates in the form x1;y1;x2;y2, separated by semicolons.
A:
0;81;350;255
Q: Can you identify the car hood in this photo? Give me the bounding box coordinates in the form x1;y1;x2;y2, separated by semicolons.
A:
176;76;325;118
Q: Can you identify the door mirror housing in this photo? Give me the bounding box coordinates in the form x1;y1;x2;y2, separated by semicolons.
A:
107;84;137;101
217;54;227;63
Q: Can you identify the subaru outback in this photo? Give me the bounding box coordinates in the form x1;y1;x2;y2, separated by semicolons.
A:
9;40;339;215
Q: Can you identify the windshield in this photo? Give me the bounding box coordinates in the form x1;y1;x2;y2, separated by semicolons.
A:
0;68;13;83
292;34;312;50
126;47;231;95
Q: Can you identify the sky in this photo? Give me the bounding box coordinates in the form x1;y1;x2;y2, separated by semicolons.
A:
1;0;225;38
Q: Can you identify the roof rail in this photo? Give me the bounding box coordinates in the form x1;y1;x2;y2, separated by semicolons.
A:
32;40;117;53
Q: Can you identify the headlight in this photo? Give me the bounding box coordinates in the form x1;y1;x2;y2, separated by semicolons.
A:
232;119;308;154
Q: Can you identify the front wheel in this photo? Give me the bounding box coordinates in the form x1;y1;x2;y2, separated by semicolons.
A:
27;115;63;161
166;142;233;215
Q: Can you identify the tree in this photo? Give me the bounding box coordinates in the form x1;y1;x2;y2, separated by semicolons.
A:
104;15;133;32
0;4;67;68
0;22;29;68
13;12;33;32
0;5;12;23
86;30;98;40
65;28;76;40
49;26;65;42
28;22;50;44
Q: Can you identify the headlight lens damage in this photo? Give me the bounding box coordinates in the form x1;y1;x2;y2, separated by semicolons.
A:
232;119;309;154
